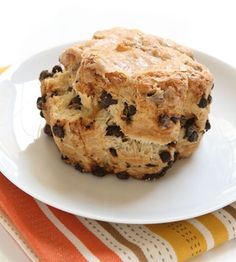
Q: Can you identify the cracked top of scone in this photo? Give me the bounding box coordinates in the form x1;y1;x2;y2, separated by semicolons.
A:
57;28;213;145
60;28;211;84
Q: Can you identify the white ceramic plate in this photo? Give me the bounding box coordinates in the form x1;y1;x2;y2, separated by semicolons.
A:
1;44;236;224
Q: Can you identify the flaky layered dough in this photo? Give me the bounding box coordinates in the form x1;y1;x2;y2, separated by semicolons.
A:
38;28;213;180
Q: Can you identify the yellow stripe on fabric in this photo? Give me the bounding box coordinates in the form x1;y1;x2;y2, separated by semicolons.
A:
147;221;207;262
196;213;228;246
0;66;9;74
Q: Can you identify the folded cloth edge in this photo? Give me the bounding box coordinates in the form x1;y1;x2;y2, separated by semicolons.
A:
0;208;38;262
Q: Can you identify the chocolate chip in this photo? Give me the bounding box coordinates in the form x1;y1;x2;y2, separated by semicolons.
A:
159;151;171;163
44;124;53;136
159;114;169;126
52;65;63;74
128;105;136;115
99;90;117;108
161;115;179;125
185;126;195;137
39;70;53;81
174;152;179;162
211;83;214;90
184;117;196;128
69;95;82;110
109;147;118;157
205;119;211;131
61;155;69;161
147;90;156;96
207;94;212;104
75;163;83;172
92;166;106;177
122;103;136;123
198;97;208;108
106;125;124;138
85;122;94;129
170;116;179;124
50;91;58;98
185;126;198;142
40;111;44;118
188;131;198;142
126;163;131;168
167;141;177;147
146;163;156;167
123;103;136;116
67;86;73;92
143;166;169;181
36;96;46;110
52;124;65;138
116;172;129;180
122;137;128;142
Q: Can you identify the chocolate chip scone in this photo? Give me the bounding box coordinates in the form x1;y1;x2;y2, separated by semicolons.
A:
37;28;213;180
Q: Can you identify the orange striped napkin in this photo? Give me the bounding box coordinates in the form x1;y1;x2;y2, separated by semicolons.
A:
1;173;236;262
1;67;236;261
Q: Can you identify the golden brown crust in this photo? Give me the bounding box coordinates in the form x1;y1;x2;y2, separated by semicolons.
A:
39;28;213;179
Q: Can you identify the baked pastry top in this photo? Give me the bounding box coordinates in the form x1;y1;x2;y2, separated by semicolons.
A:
38;28;213;180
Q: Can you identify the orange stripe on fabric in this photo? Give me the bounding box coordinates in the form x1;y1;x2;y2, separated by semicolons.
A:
196;213;228;246
0;174;87;262
49;206;122;262
147;221;207;262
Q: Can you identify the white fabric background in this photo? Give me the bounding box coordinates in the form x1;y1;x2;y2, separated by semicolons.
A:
0;0;236;261
1;0;236;66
